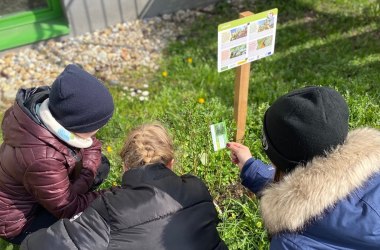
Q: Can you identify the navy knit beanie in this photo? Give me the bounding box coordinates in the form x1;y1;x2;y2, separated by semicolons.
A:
49;64;114;133
262;86;349;173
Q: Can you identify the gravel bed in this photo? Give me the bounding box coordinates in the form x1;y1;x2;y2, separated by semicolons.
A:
0;7;211;108
0;0;247;109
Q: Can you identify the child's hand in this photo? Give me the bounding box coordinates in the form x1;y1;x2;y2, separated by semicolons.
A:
227;142;252;171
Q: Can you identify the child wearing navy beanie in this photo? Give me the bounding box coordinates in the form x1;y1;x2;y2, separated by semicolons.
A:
0;64;114;244
48;64;114;133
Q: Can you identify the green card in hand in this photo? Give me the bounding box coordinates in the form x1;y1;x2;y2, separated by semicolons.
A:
210;122;228;151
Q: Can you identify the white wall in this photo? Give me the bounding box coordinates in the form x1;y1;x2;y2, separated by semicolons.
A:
62;0;218;36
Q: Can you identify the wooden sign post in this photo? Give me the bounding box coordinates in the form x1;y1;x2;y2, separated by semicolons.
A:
218;9;277;142
234;11;253;142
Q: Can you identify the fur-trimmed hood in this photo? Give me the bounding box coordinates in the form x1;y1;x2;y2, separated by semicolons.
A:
260;127;380;235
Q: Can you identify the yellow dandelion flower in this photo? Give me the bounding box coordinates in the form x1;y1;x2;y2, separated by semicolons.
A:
112;181;117;186
229;212;236;220
198;97;205;104
162;71;168;77
256;221;262;228
187;57;193;63
106;146;113;152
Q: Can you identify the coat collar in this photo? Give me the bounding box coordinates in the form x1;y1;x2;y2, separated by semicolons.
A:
121;163;175;187
260;128;380;234
38;99;93;148
3;101;78;169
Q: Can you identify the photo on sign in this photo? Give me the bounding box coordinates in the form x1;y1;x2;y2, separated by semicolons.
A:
230;44;247;59
210;122;228;151
257;35;273;49
230;25;248;41
257;13;275;32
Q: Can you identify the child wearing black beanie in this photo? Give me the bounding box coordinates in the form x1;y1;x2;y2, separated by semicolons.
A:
0;64;114;244
227;86;380;249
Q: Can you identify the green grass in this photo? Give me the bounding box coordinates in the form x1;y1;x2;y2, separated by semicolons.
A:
1;0;379;249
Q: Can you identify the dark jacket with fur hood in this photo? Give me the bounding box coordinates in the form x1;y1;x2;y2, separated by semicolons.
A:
0;87;101;238
240;128;380;249
21;163;227;250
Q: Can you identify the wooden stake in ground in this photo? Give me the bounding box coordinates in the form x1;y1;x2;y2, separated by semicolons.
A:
234;11;253;142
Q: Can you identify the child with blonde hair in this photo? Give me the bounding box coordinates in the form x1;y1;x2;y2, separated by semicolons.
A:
120;123;175;170
21;123;227;250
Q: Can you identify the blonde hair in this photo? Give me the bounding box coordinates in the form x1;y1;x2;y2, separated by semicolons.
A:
120;123;174;170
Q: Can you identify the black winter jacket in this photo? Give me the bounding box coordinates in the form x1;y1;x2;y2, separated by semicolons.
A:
21;163;227;250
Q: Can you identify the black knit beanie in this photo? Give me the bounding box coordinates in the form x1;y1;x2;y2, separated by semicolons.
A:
49;64;114;133
262;86;349;173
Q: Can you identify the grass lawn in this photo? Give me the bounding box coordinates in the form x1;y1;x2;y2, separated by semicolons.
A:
1;0;379;249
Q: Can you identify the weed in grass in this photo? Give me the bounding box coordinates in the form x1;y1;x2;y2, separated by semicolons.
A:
218;195;269;250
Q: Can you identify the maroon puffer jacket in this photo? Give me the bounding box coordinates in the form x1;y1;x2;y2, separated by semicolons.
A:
0;102;101;238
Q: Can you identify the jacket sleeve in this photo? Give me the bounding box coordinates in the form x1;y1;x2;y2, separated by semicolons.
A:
81;137;102;173
23;158;99;219
71;138;103;194
240;158;275;194
270;234;302;250
20;201;110;250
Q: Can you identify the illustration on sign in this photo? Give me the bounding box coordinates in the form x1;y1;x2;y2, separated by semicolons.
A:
217;9;278;72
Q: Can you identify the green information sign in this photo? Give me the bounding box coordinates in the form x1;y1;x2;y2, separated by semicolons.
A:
217;8;278;72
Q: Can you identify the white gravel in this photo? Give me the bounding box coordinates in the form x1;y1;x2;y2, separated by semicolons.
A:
0;8;208;108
